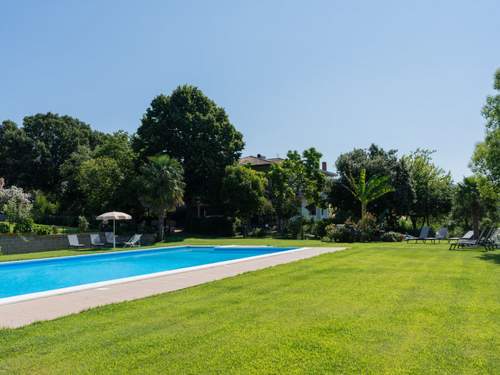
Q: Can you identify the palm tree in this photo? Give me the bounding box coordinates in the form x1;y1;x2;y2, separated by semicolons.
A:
344;168;395;219
140;155;185;241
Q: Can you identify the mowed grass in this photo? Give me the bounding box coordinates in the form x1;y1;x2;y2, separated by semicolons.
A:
0;242;499;374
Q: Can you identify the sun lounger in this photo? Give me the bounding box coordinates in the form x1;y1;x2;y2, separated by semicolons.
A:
90;233;105;247
426;227;449;243
105;232;119;245
485;228;499;251
68;234;85;248
405;226;430;243
449;228;491;250
124;234;142;247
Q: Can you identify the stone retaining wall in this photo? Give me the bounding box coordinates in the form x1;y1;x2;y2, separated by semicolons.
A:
0;233;156;255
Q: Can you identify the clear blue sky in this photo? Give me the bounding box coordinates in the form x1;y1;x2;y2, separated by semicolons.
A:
1;1;499;180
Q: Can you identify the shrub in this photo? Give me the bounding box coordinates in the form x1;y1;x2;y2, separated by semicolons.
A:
325;224;360;243
0;222;10;233
286;216;304;239
32;191;59;221
33;224;53;235
14;218;34;233
323;224;337;241
380;231;405;242
333;225;360;243
78;216;89;232
0;185;33;224
357;213;379;242
301;219;318;239
314;218;335;238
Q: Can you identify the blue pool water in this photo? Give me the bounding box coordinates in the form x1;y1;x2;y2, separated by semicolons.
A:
0;246;296;299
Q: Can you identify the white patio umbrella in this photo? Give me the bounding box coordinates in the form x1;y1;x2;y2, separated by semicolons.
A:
96;211;132;248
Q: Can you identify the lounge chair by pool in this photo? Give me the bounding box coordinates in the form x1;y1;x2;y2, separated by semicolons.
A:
124;234;142;247
68;234;85;248
90;233;105;247
426;227;449;243
405;226;430;243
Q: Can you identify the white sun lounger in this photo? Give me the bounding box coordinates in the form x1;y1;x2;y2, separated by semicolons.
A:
90;233;105;247
124;234;142;247
68;234;85;248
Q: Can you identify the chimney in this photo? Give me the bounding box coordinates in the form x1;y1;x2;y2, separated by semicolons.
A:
322;162;327;171
256;154;266;160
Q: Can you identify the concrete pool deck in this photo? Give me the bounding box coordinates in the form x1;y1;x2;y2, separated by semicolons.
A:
0;246;345;328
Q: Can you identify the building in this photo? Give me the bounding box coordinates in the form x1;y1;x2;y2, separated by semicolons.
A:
239;154;335;221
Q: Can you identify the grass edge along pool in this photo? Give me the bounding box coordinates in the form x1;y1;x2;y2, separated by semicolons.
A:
0;246;299;303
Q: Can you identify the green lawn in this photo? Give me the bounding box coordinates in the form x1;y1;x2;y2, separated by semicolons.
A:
0;241;499;374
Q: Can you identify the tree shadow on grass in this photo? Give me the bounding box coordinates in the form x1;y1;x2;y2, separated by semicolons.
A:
477;252;500;264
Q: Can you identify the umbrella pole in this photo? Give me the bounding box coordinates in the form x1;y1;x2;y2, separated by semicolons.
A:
113;219;116;248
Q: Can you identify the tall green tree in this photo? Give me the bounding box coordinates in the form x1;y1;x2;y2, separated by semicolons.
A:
344;168;395;219
93;131;135;170
286;148;327;207
133;86;244;210
76;157;125;215
264;148;327;231
221;165;268;235
472;69;500;186
452;176;498;238
23;113;101;191
140;155;185;240
266;163;300;232
403;149;453;229
0;120;37;188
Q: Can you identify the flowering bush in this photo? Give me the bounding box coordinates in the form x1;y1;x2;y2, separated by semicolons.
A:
0;183;33;224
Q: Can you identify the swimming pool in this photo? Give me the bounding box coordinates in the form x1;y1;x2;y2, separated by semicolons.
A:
0;246;297;301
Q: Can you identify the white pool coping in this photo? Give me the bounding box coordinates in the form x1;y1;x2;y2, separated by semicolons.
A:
0;245;302;305
0;246;346;328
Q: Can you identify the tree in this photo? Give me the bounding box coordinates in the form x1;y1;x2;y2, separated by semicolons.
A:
59;145;93;214
221;165;268;234
0;120;37;188
76;157;125;215
329;144;414;223
344;168;395;219
286;148;327;207
93;131;135;171
452;176;498;238
140;155;185;241
403;149;453;229
22;113;101;192
472;69;500;186
133;85;244;210
264;148;327;232
266;163;300;232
